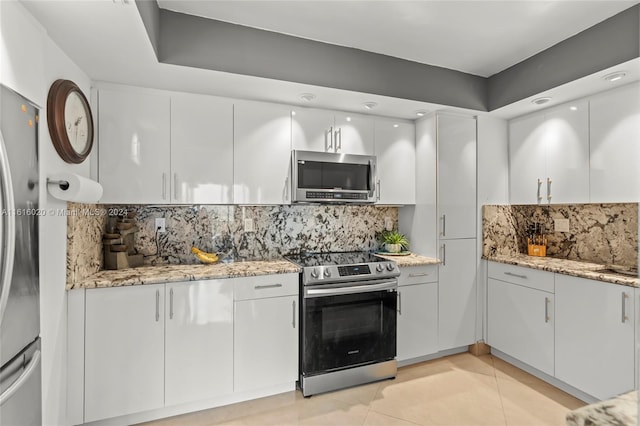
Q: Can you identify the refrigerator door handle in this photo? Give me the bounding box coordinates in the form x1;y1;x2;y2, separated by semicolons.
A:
0;129;16;327
0;349;41;405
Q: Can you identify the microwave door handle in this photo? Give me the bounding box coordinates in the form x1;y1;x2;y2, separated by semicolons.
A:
368;159;375;197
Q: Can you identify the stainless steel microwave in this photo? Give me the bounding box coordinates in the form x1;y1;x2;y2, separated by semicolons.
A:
291;150;377;203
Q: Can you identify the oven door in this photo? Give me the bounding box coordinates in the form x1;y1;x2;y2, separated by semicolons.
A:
301;279;397;376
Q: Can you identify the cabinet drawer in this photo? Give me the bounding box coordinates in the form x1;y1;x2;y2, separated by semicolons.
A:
488;262;554;293
399;265;438;286
234;273;299;301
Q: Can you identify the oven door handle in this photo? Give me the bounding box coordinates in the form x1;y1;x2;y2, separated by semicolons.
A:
305;280;397;298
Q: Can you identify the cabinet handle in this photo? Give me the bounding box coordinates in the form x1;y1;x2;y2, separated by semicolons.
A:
544;297;550;323
254;284;283;290
335;128;342;151
408;273;430;278
504;272;527;279
162;173;167;200
376;179;381;201
440;215;446;237
547;178;552;202
155;289;160;322
441;244;446;266
173;173;178;200
326;127;333;151
397;291;402;315
622;292;629;323
169;288;174;320
283;176;289;203
537;179;543;203
292;300;296;328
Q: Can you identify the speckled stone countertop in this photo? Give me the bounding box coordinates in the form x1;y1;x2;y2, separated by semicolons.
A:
376;253;441;267
485;254;638;288
566;391;637;426
67;260;301;290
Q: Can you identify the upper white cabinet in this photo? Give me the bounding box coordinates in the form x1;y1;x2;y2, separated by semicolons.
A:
589;83;640;203
374;118;415;205
438;114;477;239
555;274;635;400
170;94;233;204
84;285;165;423
98;88;171;204
509;100;589;204
165;280;234;406
292;107;374;155
234;101;292;204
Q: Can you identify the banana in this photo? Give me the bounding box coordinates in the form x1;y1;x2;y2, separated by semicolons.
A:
191;247;219;263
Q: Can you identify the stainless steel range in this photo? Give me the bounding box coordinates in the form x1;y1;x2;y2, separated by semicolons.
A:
285;252;399;397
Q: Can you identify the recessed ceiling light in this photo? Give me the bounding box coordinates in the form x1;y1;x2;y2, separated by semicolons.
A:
393;124;399;128
346;116;352;122
569;106;578;111
603;72;626;82
415;110;427;117
363;102;378;110
291;111;297;116
299;93;316;102
531;97;552;105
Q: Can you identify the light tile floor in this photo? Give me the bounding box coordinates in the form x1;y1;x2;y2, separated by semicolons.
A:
140;353;586;426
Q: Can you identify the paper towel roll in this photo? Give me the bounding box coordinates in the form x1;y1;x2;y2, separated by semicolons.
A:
47;173;103;202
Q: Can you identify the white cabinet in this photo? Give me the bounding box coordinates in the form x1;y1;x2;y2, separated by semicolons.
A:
233;274;298;392
165;280;234;406
589;83;640;203
374;118;415;205
487;275;554;376
97;88;171;204
437;114;477;239
438;238;477;351
509;100;589;204
84;284;165;422
397;265;438;362
170;94;233;204
291;107;374;155
555;274;635;400
234;101;292;204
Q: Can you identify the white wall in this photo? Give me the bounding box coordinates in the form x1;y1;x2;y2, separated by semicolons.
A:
1;2;92;424
476;115;509;342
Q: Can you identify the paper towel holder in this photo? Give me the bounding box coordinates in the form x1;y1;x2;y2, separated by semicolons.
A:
47;178;70;191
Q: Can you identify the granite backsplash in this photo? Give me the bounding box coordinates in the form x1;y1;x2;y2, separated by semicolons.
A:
483;203;638;268
66;203;398;287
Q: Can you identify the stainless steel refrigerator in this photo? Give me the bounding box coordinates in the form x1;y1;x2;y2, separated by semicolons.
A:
0;84;41;426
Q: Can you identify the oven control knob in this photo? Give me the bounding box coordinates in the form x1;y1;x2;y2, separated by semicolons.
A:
310;268;320;279
323;269;332;278
386;263;395;272
376;264;384;273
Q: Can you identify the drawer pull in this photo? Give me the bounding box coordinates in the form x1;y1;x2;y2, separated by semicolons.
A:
408;273;430;278
504;272;527;279
397;291;402;315
155;289;160;322
254;284;283;290
544;297;550;323
292;300;296;328
169;288;174;320
622;292;629;323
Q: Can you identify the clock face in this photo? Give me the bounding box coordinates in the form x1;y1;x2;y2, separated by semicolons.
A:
64;91;90;153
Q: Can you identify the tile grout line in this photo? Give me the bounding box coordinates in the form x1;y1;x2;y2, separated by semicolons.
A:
489;355;510;426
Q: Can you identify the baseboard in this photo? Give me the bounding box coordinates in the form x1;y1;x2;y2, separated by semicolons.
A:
398;346;469;368
469;341;491;356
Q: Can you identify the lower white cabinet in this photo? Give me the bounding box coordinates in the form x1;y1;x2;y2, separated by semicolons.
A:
487;278;554;376
233;274;299;392
555;274;635;400
397;265;438;362
84;284;165;423
165;280;234;406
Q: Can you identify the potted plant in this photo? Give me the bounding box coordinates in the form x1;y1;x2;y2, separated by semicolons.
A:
379;230;409;253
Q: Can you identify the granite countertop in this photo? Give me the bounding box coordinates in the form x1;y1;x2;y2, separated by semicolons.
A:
566;391;637;426
376;252;441;267
484;254;639;288
67;259;301;290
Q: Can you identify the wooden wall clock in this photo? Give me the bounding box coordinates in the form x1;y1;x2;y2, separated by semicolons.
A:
47;79;94;164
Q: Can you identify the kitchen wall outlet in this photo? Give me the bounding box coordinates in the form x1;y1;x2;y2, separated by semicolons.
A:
384;217;393;231
554;218;570;233
244;218;254;233
155;218;166;233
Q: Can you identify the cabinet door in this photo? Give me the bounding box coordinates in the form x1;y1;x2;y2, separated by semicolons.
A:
589;83;640;202
234;295;298;392
437;114;476;239
84;285;164;422
508;113;546;204
334;112;374;155
291;107;335;152
543;100;589;203
555;275;635;400
98;89;170;203
165;280;233;406
438;238;477;351
487;279;554;376
171;94;233;204
374;118;415;205
233;101;292;204
397;282;438;362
